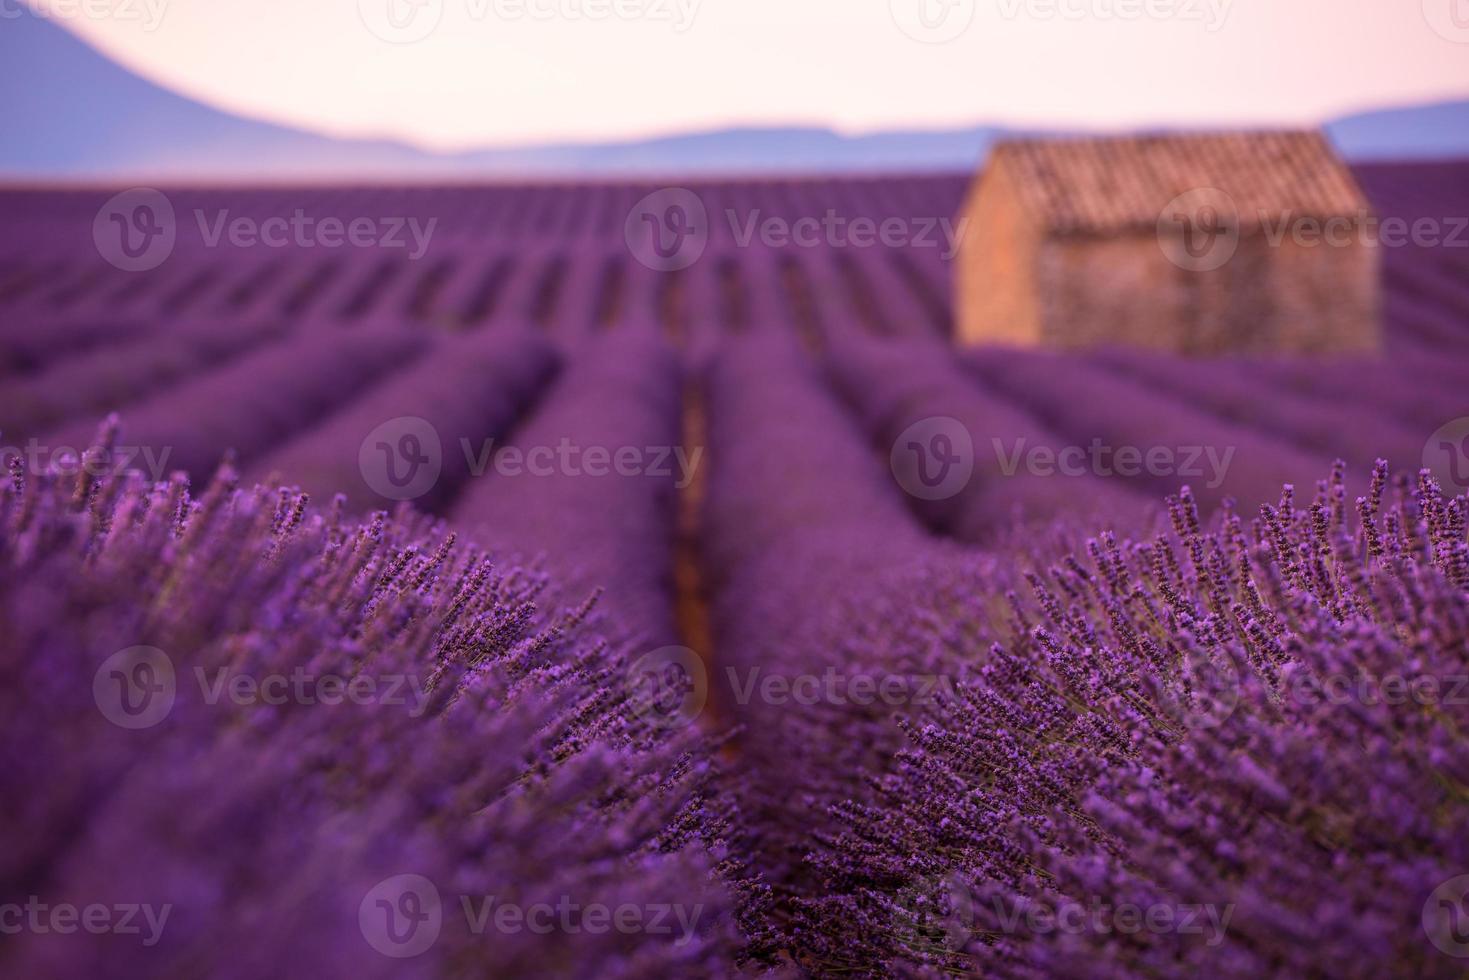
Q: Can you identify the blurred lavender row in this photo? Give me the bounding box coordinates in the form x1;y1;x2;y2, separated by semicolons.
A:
0;444;741;978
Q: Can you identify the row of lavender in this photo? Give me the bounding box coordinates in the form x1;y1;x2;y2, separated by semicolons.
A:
0;245;954;347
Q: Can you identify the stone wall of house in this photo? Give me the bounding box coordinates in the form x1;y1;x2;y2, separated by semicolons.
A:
955;162;1042;347
1267;233;1381;354
956;157;1382;355
1036;234;1186;351
1030;230;1380;355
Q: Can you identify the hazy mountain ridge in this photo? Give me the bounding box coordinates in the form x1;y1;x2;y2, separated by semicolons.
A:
3;6;1465;179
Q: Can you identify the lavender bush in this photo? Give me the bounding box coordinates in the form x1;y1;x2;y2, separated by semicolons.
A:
765;463;1469;978
0;426;741;978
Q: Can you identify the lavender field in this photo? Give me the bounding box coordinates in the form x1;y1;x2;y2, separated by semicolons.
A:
3;160;1469;977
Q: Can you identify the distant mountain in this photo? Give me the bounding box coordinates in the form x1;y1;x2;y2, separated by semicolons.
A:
0;5;449;178
1327;100;1469;162
1;6;1464;179
470;126;1003;176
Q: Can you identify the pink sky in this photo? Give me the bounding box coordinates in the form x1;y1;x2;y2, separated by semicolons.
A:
25;0;1469;152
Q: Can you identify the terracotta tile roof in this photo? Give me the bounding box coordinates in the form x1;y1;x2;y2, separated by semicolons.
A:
988;130;1371;235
